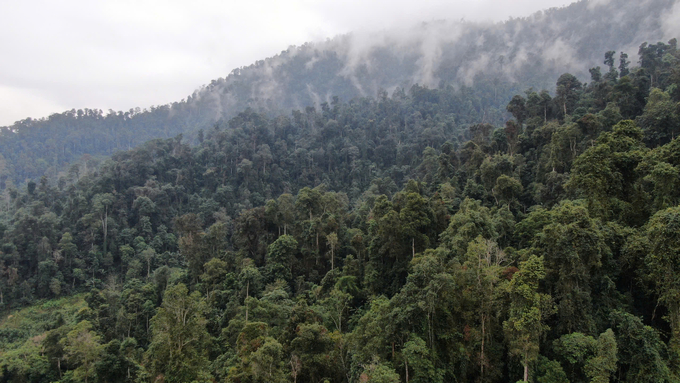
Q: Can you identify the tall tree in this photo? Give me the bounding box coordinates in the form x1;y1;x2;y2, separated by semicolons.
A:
60;321;103;383
92;193;114;256
504;255;555;382
645;206;680;353
555;73;582;118
145;283;211;383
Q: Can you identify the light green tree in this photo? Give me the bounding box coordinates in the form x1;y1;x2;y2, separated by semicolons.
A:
585;329;618;383
60;320;103;383
145;283;211;383
504;255;555;382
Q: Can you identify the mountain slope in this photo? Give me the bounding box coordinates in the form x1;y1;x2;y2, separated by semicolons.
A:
0;0;677;187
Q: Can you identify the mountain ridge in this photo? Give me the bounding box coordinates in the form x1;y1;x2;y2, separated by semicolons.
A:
0;0;677;187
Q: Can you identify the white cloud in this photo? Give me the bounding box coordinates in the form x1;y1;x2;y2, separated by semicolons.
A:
662;0;680;40
0;85;67;124
0;0;571;126
588;0;612;9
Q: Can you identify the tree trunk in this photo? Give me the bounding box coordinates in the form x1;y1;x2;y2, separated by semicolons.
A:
412;237;415;258
102;206;108;255
405;358;409;383
245;281;249;323
481;314;485;381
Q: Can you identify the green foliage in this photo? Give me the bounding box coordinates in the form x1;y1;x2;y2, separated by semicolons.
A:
584;329;618;383
504;255;555;382
359;358;400;383
60;320;103;383
227;322;287;383
609;310;678;382
646;206;680;351
534;356;569;383
403;334;442;383
145;283;211;383
567;120;647;221
1;36;680;383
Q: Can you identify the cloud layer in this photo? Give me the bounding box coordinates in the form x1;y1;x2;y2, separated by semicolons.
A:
0;0;574;126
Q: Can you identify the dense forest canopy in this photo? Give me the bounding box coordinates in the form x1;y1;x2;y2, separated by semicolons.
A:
1;34;680;381
1;0;677;187
2;0;680;381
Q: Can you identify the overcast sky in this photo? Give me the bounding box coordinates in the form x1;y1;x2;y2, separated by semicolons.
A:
0;0;572;126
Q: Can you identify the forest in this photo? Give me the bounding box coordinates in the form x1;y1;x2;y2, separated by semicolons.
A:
1;0;675;188
1;18;680;383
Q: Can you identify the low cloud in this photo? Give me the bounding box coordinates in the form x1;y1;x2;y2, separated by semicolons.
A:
0;0;572;126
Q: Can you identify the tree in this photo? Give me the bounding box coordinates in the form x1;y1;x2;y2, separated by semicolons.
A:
440;198;498;259
140;247;156;278
145;283;211;383
604;51;619;81
92;193;114;256
645;206;680;352
584;329;618;383
462;237;506;381
95;338;141;383
555;73;582;117
534;356;569;383
239;259;263;323
504;255;555;382
289;322;340;382
507;95;527;126
60;321;103;383
265;234;297;285
505;120;521;156
326;232;339;270
175;213;206;281
609;310;677;382
636;88;679;146
359;357;400;383
619;52;630;77
567;120;647;220
227;322;287;383
554;329;617;383
0;335;53;381
403;334;441;383
350;296;393;367
201;257;228;300
494;175;523;206
321;286;352;333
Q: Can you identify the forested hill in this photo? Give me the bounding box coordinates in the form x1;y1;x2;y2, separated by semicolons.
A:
1;37;680;382
1;0;677;187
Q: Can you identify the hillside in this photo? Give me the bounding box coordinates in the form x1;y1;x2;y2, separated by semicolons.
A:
0;30;680;381
1;0;677;187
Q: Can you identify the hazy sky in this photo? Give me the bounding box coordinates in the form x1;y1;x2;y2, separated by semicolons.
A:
0;0;572;126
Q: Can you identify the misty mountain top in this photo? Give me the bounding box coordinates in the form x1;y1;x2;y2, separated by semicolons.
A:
1;0;678;187
3;0;677;128
191;0;678;119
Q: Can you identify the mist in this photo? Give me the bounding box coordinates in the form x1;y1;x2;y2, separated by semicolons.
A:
1;0;575;126
183;0;678;126
2;0;679;127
